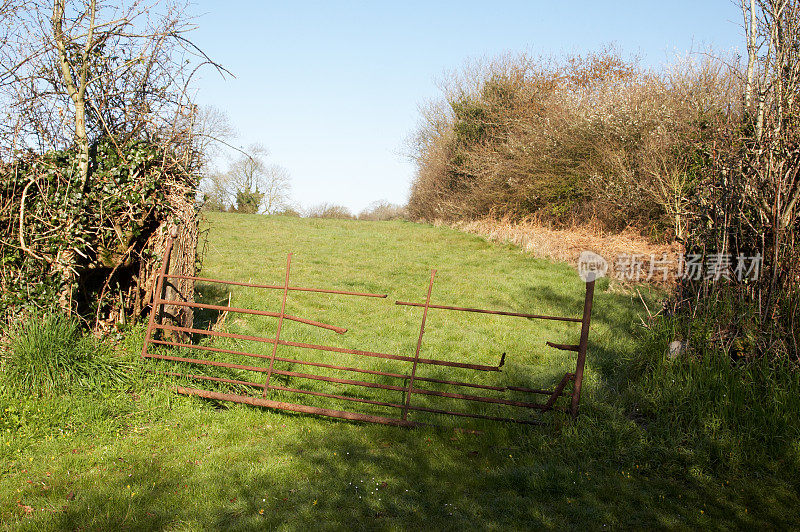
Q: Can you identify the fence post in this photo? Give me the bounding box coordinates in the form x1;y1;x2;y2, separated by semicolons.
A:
570;279;595;418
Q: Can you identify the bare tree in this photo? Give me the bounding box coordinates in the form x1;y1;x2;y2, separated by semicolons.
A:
0;1;232;161
206;144;292;214
193;105;237;174
260;164;292;214
742;0;759;111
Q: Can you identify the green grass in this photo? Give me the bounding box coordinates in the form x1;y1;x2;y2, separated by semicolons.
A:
3;312;132;395
1;212;798;530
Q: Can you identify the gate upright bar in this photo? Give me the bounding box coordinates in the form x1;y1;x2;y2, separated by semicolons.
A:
141;236;173;358
264;253;292;395
402;269;436;420
570;279;595;418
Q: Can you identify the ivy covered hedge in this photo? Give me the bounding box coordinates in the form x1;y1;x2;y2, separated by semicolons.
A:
0;137;197;329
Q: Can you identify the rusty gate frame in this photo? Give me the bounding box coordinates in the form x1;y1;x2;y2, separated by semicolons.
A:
141;237;595;428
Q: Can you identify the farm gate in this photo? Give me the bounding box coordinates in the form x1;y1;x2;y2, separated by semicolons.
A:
141;237;595;428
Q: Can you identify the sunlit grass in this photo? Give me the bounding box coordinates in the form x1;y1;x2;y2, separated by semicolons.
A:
0;212;798;530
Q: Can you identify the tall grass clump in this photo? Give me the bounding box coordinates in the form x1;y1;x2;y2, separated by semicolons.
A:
2;312;132;395
619;314;800;477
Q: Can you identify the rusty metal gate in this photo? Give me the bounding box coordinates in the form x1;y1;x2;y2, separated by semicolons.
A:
141;237;595;428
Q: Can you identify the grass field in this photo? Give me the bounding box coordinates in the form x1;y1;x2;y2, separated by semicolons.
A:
1;212;799;530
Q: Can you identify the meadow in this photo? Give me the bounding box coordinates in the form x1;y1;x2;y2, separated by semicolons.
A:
1;212;798;530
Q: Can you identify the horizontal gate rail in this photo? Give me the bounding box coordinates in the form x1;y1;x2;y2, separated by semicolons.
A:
394;300;583;323
161;299;347;333
176;387;415;427
162;371;405;409
167;376;549;426
145;350;558;408
153;322;505;372
142;238;595;428
164;274;388;298
149;338;558;395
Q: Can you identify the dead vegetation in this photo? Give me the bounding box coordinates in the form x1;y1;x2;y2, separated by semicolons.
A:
408;48;737;241
440;217;680;282
0;0;224;329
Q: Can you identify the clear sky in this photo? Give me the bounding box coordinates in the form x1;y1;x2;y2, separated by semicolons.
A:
188;1;745;214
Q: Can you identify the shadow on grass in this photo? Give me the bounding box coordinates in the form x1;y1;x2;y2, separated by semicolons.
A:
32;409;795;530
192;282;232;332
24;278;796;529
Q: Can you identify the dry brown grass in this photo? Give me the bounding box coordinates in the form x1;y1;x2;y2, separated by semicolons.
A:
440;217;681;283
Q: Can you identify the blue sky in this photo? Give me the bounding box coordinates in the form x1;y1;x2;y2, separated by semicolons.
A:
189;1;745;214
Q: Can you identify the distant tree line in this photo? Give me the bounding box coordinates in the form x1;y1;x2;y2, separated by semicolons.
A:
200;144;293;214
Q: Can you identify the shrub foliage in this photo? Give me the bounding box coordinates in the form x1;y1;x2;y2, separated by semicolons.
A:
408;50;735;239
0;138;196;326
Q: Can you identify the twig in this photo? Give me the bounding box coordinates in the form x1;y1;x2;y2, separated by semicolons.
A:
18;175;49;262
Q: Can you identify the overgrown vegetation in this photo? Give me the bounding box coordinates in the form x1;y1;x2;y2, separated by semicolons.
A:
0;138;196;326
674;0;800;360
409;2;799;361
0;0;215;329
0;1;797;528
407;48;732;239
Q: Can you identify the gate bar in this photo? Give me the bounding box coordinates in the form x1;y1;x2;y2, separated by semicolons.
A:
150;339;559;395
164;274;388;298
570;279;595;418
170;373;549;425
162;372;558;424
141;236;174;358
145;351;552;409
151;322;504;372
177;385;545;427
395;301;582;323
544;372;575;409
546;341;579;352
265;253;292;395
403;269;436;420
177;386;415;427
157;299;346;334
